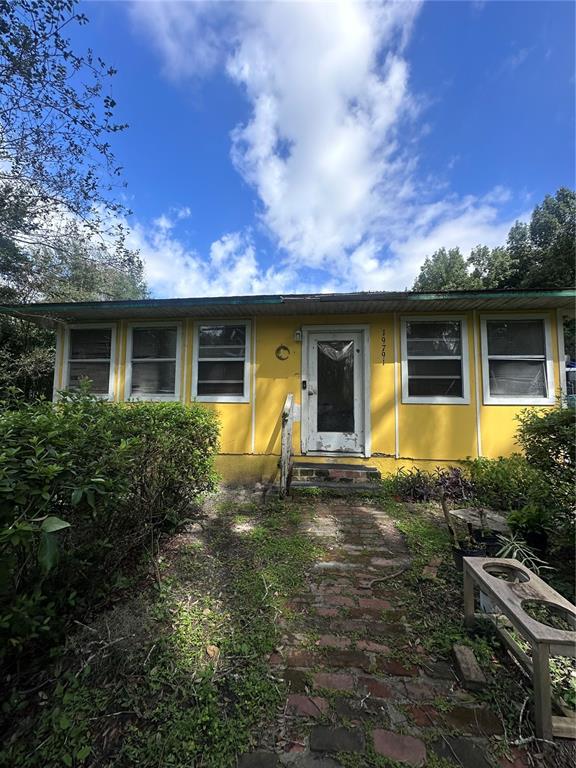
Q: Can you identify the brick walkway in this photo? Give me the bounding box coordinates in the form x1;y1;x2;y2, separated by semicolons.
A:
240;500;520;768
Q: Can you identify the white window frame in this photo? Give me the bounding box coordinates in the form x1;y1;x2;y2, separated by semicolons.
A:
125;321;182;402
480;314;555;406
401;316;470;405
192;320;251;403
63;323;117;401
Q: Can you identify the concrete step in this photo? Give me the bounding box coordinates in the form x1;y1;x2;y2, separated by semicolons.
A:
291;461;381;485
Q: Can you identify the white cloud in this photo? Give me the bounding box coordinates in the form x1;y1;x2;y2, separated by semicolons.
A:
128;0;528;296
124;217;306;297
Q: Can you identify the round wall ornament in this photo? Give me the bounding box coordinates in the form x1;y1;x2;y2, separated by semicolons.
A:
275;344;290;360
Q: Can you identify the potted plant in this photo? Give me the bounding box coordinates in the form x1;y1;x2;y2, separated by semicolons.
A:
471;508;501;556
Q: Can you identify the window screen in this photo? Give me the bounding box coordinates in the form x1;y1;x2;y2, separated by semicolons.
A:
196;324;247;397
67;328;112;395
485;319;548;398
129;327;177;397
405;320;464;399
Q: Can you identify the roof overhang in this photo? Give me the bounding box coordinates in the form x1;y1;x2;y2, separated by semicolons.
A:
1;289;575;327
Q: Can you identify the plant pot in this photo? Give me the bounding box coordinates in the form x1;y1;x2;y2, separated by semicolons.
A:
472;530;501;556
451;541;487;572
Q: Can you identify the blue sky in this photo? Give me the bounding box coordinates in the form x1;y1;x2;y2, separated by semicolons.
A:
75;1;575;297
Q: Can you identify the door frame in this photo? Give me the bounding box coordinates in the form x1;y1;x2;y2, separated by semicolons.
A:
300;324;371;457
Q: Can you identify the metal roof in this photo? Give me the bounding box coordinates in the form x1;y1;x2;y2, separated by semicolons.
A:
1;288;574;326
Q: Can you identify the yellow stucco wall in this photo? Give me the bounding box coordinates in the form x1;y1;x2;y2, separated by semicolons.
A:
54;310;562;483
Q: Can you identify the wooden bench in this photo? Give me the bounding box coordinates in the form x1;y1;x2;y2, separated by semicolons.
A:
463;556;576;740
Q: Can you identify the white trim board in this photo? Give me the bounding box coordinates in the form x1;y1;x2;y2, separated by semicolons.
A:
479;314;556;406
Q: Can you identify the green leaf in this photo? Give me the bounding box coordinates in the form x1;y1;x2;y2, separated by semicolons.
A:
71;488;83;506
76;745;91;761
62;755;73;767
38;532;59;574
41;516;71;533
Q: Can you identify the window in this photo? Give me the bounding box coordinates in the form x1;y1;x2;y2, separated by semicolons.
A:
401;318;470;404
481;317;555;404
193;322;250;402
65;326;115;398
126;325;180;400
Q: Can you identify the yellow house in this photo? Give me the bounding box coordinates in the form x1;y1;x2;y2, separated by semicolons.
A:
8;288;575;485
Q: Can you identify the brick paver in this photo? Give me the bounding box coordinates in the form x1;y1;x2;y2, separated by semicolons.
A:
245;500;503;766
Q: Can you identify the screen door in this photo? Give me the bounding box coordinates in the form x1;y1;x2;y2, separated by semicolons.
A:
304;330;365;453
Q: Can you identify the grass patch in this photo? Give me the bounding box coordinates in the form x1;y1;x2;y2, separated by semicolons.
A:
0;499;322;767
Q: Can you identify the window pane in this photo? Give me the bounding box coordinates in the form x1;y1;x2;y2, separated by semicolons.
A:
198;361;244;382
487;320;545;357
198;325;246;348
68;362;110;393
407;339;462;356
131;361;176;395
406;321;461;356
70;328;111;359
408;359;462;377
317;341;354;432
489;360;547;397
197;382;244;396
408;378;463;398
198;346;245;359
132;328;176;359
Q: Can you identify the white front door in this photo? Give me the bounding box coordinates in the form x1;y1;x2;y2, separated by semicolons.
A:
303;329;366;454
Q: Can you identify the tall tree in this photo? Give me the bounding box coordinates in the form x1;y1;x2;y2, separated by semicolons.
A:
412;247;479;292
0;0;128;245
0;1;148;399
412;188;576;292
467;244;513;289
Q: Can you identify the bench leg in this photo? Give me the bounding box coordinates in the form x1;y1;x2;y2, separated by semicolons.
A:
532;642;553;741
463;566;475;628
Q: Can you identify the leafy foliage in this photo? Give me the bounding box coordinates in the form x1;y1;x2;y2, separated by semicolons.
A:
515;403;576;556
383;465;473;503
516;403;575;485
0;2;148;399
413;247;477;291
0;392;219;662
1;500;321;767
0;0;128;237
412;187;575;292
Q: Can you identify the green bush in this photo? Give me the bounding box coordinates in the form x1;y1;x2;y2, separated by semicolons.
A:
465;455;547;512
516;403;575;484
0;392;219;661
516;404;575;551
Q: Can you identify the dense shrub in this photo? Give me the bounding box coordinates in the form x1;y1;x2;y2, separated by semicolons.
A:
516;404;576;553
517;404;575;484
386;466;472;503
0;392;219;661
465;455;547;512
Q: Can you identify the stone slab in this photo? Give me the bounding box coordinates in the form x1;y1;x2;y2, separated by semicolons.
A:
309;726;365;753
453;644;487;691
